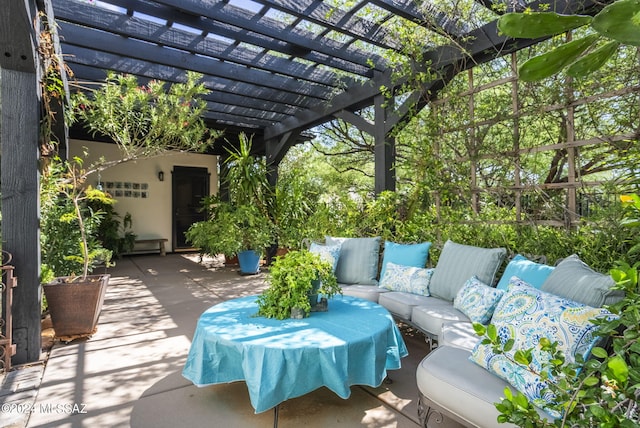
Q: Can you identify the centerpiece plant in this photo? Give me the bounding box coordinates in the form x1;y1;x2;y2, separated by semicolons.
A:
256;249;341;320
41;69;220;338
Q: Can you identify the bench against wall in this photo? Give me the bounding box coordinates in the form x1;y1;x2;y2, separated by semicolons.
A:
130;238;168;256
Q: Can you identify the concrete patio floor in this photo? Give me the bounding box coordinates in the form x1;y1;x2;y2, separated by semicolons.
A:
16;254;429;427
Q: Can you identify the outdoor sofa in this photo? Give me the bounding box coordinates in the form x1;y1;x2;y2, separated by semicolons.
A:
311;237;624;428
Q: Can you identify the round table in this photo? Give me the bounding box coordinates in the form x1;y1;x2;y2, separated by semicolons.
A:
182;294;408;414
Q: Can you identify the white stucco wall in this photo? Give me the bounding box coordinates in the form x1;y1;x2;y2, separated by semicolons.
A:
69;139;218;252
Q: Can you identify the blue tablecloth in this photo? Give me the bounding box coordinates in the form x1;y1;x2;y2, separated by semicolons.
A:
182;295;408;413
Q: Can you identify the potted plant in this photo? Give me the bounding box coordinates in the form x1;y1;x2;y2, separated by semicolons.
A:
40;68;220;338
256;249;341;320
40;157;115;338
186;132;276;273
185;196;274;273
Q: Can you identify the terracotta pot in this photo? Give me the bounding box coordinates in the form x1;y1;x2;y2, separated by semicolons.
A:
43;274;110;338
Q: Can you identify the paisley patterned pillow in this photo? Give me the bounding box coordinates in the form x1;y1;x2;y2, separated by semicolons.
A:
378;262;434;296
453;276;505;324
470;277;615;415
309;242;341;272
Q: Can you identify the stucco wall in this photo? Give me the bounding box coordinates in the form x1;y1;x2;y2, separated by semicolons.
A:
70;139;218;252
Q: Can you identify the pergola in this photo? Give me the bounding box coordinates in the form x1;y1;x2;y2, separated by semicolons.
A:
1;0;606;364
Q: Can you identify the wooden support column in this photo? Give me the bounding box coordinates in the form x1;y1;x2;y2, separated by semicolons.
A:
1;69;42;364
1;0;42;365
374;93;395;195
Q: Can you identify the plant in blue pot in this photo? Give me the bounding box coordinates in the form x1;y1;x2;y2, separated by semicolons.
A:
186;133;275;274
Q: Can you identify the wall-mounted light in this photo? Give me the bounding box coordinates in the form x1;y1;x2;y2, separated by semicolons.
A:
158;171;164;182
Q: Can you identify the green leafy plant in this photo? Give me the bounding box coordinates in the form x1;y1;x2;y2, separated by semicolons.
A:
498;0;640;80
187;133;276;259
88;199;136;259
40;157;113;283
185;195;274;258
256;249;340;320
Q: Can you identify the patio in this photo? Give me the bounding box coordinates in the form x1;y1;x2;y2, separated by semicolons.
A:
17;254;427;427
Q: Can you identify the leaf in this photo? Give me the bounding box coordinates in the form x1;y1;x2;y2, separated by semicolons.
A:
498;12;592;39
519;34;600;81
591;346;609;359
608;355;629;382
566;41;620;77
592;0;640;46
583;375;599;386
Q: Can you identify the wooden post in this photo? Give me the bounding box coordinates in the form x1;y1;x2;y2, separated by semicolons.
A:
374;92;396;195
1;69;42;364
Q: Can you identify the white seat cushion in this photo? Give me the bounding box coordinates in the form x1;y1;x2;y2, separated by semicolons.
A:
341;284;388;302
416;346;552;428
410;300;469;339
378;291;433;319
439;321;480;351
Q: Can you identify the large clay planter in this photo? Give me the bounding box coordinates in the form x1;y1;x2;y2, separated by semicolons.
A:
43;274;110;338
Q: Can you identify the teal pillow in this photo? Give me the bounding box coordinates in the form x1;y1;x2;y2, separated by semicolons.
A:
496;254;554;290
309;242;341;273
378;262;434;296
470;278;615;417
453;276;504;324
325;236;381;285
541;254;624;307
429;240;507;301
379;241;431;280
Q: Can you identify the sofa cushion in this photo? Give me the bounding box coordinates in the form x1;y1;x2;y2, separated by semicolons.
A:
496;254;554;290
410;299;469;339
378;291;433;320
429;240;506;301
340;284;388;303
325;236;381;285
453;276;504;324
541;254;624;307
417;346;553;428
309;242;341;272
440;322;480;351
379;241;431;280
379;262;433;296
470;278;615;416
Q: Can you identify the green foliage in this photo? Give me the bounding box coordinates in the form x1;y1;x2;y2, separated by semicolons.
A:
256;249;340;320
185;195;275;258
40;157;113;281
186;133;276;257
88;199;136;259
72;71;221;160
498;0;640;80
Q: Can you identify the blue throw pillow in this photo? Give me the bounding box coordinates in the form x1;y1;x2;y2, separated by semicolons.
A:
496;254;554;290
309;242;341;273
378;262;434;296
453;276;505;324
379;241;431;281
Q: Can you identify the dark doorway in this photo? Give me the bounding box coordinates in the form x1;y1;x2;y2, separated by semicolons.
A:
172;166;210;251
